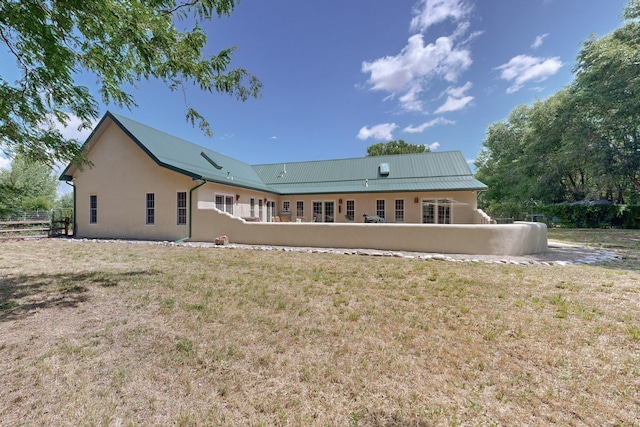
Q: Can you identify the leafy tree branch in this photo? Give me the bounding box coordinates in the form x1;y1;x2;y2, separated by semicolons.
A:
0;0;261;166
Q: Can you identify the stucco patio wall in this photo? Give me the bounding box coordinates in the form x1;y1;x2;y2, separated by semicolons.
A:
192;203;547;256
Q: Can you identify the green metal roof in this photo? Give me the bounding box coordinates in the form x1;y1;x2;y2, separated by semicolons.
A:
111;113;274;191
60;112;487;194
253;152;487;194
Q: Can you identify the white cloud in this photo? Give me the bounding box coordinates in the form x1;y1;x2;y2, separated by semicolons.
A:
404;117;454;133
434;81;474;113
357;123;398;140
410;0;472;33
362;34;472;112
362;0;475;113
428;142;441;151
47;113;96;142
496;55;563;94
435;95;474;113
531;33;549;50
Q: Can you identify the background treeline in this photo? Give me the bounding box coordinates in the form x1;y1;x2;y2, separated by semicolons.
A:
475;1;640;227
0;153;71;219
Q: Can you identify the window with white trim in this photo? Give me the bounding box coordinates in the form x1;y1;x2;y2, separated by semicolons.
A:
395;199;404;223
146;193;155;225
296;201;304;217
282;200;290;213
312;201;322;222
423;200;435;223
250;198;255;217
438;199;451;224
177;192;187;225
259;199;263;219
376;199;385;219
346;200;355;221
324;201;334;222
215;194;234;215
89;195;97;224
422;199;451;224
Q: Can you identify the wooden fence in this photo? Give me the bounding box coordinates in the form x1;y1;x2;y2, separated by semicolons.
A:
0;218;70;239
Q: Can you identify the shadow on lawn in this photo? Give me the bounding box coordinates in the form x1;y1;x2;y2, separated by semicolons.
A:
0;270;154;322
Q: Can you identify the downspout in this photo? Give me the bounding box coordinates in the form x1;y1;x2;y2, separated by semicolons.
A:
65;181;76;237
175;178;206;243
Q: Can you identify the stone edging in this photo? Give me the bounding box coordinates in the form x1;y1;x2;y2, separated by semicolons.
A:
62;238;622;267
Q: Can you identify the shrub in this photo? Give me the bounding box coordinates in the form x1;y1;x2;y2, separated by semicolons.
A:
540;204;640;228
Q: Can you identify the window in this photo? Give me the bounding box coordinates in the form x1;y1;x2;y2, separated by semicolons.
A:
282;201;290;213
324;201;334;222
438;199;451;224
259;199;263;220
89;195;97;224
296;201;304;217
177;192;187;225
376;199;385;219
215;194;234;215
225;196;233;215
312;201;322;222
250;198;255;217
146;193;155;225
266;200;275;222
422;199;451;224
312;201;335;222
346;200;355;221
422;200;435;224
395;199;404;223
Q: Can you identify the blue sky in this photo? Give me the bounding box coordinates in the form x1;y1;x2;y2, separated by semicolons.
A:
0;0;629;182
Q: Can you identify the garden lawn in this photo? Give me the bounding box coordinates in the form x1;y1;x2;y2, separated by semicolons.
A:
1;237;639;426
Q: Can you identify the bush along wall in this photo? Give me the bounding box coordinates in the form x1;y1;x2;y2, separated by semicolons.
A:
540;204;640;228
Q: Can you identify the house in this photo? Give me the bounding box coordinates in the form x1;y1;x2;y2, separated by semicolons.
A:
60;112;547;255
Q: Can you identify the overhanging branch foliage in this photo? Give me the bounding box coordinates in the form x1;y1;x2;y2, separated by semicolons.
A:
0;0;262;166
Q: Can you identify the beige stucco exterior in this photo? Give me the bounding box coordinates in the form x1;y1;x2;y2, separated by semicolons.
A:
191;206;547;256
65;118;547;255
70;123;196;241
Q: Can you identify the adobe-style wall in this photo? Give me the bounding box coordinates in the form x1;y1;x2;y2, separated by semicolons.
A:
71;123;196;241
192;203;548;256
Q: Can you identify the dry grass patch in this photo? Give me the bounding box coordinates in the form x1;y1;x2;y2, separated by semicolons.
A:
1;239;639;426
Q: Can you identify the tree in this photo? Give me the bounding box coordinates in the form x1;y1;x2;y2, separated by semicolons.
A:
0;0;261;166
366;140;430;156
55;192;74;210
572;0;640;195
477;0;640;214
0;153;58;212
475;91;606;215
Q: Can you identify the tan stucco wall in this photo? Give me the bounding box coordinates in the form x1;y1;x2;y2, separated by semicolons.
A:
192;205;548;256
71;123;196;241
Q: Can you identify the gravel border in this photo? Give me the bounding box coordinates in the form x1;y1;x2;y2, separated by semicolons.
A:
61;238;622;266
